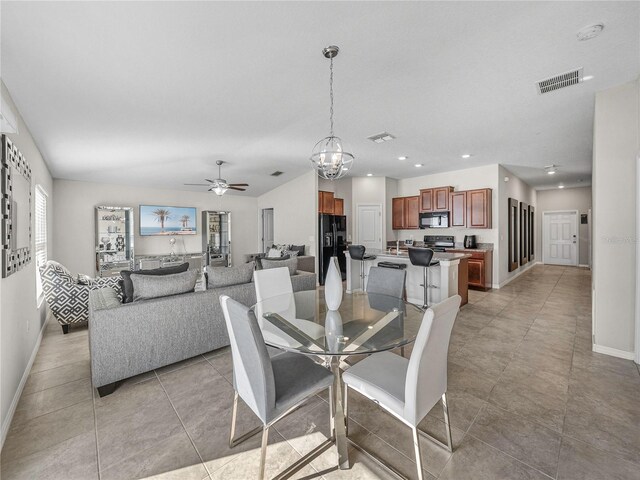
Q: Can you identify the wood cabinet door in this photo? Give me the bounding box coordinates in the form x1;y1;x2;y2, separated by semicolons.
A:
405;196;420;229
450;191;467;227
392;197;405;230
434;187;451;211
419;189;433;212
467;188;492;228
467;259;484;287
318;191;335;214
334;198;344;216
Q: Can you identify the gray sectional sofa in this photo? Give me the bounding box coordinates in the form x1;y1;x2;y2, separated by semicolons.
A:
88;269;316;396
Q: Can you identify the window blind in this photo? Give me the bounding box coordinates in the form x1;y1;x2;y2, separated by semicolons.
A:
35;185;47;268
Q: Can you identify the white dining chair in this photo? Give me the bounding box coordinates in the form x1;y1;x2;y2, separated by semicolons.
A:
342;295;462;480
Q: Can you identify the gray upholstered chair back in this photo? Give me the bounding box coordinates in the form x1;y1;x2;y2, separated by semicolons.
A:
408;247;435;267
366;266;406;298
404;295;461;425
220;295;276;423
348;245;366;261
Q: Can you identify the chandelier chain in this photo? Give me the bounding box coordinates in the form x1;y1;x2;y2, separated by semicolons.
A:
329;55;334;138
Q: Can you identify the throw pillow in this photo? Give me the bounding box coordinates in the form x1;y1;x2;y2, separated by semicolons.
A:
120;262;189;304
266;247;282;258
208;262;255;288
284;250;299;258
77;273;93;285
260;257;298;276
130;270;198;302
289;244;306;256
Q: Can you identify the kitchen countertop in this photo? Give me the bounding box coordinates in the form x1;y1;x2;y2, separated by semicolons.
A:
362;249;472;262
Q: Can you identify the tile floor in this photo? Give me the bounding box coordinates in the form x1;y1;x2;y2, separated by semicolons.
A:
2;265;640;479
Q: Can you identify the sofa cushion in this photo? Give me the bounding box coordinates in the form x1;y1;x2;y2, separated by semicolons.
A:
120;262;189;303
261;257;298;276
208;261;255;288
131;270;198;302
289;244;306;256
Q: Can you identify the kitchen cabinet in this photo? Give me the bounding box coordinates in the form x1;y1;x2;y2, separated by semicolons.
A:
392;196;419;230
419;186;453;212
450;191;467;227
449;249;493;291
318;191;335;214
333;197;344;216
467;188;492;228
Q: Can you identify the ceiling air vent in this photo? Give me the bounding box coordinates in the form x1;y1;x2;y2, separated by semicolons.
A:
367;132;396;143
536;68;583;95
270;171;284;177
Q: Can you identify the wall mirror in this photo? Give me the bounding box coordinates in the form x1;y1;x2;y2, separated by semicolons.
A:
1;135;32;278
528;205;535;261
520;202;529;266
202;211;231;267
508;198;519;272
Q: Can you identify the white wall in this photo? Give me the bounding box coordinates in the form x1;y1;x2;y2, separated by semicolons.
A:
592;79;639;358
498;165;537;285
536;186;592;266
257;171;318;258
396;164;501;283
53;179;259;274
1;82;54;445
318;177;353;240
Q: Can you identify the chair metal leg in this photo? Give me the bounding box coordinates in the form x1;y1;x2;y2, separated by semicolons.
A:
360;261;365;291
329;384;335;438
442;393;453;452
344;383;349;436
229;392;262;448
411;426;425;480
423;267;429;309
259;426;269;480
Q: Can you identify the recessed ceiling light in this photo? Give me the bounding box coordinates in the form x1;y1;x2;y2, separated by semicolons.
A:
461;154;472;159
577;23;604;41
548;170;556;175
545;164;558;175
558;185;565;189
366;173;373;177
398;156;408;161
414;163;423;168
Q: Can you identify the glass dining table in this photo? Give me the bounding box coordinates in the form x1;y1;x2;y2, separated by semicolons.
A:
251;290;424;477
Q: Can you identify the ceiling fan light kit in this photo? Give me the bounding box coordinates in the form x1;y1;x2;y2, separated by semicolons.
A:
310;45;354;181
184;160;249;196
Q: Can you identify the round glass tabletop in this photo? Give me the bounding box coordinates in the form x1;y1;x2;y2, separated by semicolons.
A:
251;290;424;356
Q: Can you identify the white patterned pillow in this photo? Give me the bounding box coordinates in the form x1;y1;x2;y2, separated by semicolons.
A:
267;247;283;258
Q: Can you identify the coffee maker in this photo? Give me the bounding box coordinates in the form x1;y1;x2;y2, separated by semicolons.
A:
464;235;477;249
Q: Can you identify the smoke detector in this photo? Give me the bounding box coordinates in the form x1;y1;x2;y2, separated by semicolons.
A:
536;68;584;95
577;23;604;41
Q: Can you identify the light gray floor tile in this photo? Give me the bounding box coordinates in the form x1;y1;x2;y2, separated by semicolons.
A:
556;436;640;480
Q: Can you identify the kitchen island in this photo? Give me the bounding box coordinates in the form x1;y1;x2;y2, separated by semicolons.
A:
345;249;471;306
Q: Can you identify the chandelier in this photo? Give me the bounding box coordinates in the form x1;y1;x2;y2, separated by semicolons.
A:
310;46;354;180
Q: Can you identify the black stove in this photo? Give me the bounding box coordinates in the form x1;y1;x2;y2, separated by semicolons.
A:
423;235;455;252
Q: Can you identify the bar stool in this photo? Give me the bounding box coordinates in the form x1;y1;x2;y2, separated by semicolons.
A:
408;247;439;309
348;245;377;292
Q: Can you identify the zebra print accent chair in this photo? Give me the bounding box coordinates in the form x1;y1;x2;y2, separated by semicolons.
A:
40;260;122;334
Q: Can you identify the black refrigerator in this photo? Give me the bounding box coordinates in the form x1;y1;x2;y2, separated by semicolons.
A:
318;214;347;285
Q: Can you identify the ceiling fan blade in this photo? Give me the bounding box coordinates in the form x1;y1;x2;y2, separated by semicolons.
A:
184;183;210;186
227;187;246;191
228;183;249;187
204;179;216;183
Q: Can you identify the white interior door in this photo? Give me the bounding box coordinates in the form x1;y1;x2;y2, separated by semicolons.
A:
543;211;578;266
262;208;274;253
356;204;382;250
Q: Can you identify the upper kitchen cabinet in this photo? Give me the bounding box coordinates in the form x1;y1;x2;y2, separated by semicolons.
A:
467;188;492;228
420;187;453;212
318;190;335;214
392;196;420;229
333;197;344;216
450;191;467;227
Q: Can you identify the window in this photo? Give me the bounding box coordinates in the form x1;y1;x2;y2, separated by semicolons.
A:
35;185;48;302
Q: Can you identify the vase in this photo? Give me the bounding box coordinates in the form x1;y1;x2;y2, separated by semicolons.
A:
325;310;344;353
325;256;343;310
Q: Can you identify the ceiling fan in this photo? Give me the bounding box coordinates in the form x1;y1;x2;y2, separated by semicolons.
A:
184;160;249;196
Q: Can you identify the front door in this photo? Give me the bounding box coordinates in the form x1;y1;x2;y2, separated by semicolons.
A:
356;204;382;251
262;208;274;253
543;211;578;266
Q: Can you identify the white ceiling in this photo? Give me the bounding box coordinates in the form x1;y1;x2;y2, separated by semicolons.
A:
2;1;639;195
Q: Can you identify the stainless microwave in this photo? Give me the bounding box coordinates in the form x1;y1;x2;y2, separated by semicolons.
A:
419;212;449;229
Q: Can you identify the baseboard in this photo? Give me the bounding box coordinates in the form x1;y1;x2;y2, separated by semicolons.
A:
593;344;635;360
578;264;590;268
495;261;538;289
1;315;49;449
